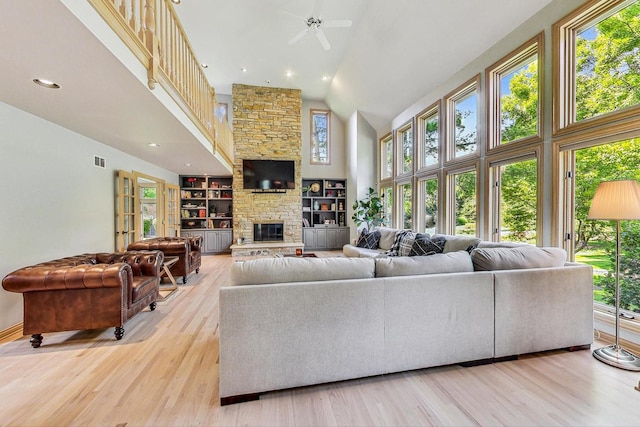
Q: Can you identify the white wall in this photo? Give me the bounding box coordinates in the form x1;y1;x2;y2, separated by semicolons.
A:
0;101;178;331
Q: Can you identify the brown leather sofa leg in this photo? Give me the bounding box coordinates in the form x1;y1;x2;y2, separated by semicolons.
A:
30;334;43;348
150;302;157;311
114;327;125;340
183;276;187;284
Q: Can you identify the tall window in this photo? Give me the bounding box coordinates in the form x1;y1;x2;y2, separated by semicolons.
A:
417;103;440;169
554;0;640;134
421;177;438;234
397;122;414;175
570;139;640;316
450;169;477;235
381;186;393;227
446;77;479;160
487;33;543;149
141;185;157;238
310;109;330;164
380;134;393;180
400;182;413;229
490;156;538;243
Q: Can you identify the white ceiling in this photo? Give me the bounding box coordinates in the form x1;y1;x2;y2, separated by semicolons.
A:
0;0;555;176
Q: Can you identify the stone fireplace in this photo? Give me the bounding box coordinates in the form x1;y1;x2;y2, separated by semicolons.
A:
230;84;303;256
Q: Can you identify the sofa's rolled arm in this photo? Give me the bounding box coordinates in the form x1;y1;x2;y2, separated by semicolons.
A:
2;263;132;293
188;236;202;252
120;251;164;277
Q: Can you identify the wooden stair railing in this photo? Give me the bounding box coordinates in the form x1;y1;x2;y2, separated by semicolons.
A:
87;0;233;167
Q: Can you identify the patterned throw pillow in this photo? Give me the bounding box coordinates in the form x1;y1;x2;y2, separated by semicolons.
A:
397;231;417;257
409;234;446;256
355;229;382;249
386;230;410;257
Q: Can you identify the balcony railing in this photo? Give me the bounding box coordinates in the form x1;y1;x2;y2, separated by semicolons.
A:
87;0;233;167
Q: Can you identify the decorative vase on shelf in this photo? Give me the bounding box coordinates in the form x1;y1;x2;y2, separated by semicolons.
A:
313;200;319;210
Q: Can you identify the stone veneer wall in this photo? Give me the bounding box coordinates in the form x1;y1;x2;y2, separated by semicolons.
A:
232;84;302;245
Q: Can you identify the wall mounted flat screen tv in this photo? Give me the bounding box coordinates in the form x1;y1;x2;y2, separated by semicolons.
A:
242;159;295;190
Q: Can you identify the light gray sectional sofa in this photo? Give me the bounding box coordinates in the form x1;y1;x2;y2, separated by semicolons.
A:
219;234;594;405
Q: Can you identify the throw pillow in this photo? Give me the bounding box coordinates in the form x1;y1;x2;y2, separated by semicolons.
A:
409;234;446;256
397;231;417;257
386;230;411;257
432;234;481;253
355;229;382;249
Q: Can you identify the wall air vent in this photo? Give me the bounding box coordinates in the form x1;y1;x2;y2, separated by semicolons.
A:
93;155;106;169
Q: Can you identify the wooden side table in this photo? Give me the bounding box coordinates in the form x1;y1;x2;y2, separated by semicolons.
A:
158;256;179;301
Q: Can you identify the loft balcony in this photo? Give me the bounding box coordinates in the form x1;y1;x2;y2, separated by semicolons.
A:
0;1;232;175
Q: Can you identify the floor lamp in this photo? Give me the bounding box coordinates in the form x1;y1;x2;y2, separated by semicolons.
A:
588;179;640;371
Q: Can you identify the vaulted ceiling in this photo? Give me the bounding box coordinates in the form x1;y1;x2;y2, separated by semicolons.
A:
0;0;555;175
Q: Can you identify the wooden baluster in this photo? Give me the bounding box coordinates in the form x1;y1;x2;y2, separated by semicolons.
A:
144;0;158;89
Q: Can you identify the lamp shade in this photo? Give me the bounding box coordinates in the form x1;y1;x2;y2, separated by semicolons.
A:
588;180;640;220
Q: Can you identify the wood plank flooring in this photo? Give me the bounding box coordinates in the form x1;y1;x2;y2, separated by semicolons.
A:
0;252;639;426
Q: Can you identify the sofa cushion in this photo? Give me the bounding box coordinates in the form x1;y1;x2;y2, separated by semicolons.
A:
374;227;401;251
470;246;567;271
375;251;473;277
230;257;375;285
409;234;446;256
433;234;481;253
356;229;382;249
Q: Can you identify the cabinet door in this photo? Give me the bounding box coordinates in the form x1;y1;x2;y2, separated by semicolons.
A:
218;230;233;251
326;229;339;248
204;231;219;252
303;228;316;249
315;229;327;249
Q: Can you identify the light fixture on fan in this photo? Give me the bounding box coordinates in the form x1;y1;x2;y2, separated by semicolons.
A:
285;0;352;51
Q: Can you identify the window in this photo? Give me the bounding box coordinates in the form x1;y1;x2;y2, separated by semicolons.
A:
381;186;393;227
486;33;543;149
417;103;440;169
448;168;477;235
399;182;413;230
397;121;414;175
553;0;640;134
420;176;438;234
446;76;480;160
489;155;539;244
380;133;393;180
310;109;330;164
564;138;640;319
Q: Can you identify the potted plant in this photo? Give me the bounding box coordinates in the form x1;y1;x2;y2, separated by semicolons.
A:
352;187;384;230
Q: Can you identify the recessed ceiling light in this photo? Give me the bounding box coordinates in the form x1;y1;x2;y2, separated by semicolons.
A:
285;70;293;78
240;67;247;73
322;75;331;82
33;78;60;89
147;143;160;148
184;163;192;167
171;0;181;4
265;79;271;84
201;63;208;68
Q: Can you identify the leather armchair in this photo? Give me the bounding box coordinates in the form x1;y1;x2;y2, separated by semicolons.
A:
127;236;201;284
2;251;163;348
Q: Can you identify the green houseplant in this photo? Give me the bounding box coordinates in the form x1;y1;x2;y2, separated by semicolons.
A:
352;187;384;230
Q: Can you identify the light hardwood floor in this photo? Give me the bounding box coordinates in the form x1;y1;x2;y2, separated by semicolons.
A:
1;253;639;426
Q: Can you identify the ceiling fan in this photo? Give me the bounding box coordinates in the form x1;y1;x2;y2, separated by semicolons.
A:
285;0;352;51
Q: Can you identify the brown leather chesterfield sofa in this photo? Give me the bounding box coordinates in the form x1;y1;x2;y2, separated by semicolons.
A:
127;236;202;284
2;251;163;348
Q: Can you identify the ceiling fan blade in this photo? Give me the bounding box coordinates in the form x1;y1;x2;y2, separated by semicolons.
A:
322;19;352;28
288;28;309;45
312;0;324;18
280;10;307;22
315;28;330;51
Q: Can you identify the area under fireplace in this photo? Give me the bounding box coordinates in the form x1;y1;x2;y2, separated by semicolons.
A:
253;223;284;242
